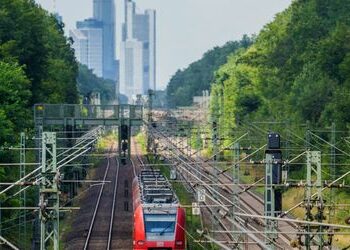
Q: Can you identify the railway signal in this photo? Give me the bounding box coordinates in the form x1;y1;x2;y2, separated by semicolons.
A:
265;133;282;248
197;189;206;202
192;202;200;215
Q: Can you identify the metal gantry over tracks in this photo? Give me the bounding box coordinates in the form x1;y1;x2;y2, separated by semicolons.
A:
0;104;144;250
34;104;143;162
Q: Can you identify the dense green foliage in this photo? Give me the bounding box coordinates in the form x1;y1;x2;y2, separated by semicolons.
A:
0;0;80;246
0;0;78;105
0;62;31;145
209;1;350;243
77;64;115;104
166;36;253;107
211;0;350;131
0;0;79;141
153;90;167;108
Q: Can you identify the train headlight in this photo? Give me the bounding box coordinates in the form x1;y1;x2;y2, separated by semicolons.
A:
137;240;145;246
176;240;183;246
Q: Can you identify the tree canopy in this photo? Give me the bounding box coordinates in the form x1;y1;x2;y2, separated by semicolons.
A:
166;35;253;107
77;64;116;104
0;0;78;106
210;0;350;130
0;1;80;244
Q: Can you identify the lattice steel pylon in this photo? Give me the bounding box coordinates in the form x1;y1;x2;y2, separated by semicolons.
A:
211;119;219;239
232;142;241;247
329;123;336;223
146;89;154;154
265;153;278;249
302;150;332;249
19;132;26;248
264;133;282;249
39;132;59;250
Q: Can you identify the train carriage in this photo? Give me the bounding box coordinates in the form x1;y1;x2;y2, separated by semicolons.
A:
132;170;186;250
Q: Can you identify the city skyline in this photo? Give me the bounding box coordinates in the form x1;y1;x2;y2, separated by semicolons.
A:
70;18;104;77
36;0;291;90
70;0;118;84
120;0;156;100
93;0;118;81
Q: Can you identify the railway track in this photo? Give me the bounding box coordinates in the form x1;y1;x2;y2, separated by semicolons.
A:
186;141;298;247
83;146;120;249
65;142;134;250
131;137;144;177
150;125;297;249
188;154;296;247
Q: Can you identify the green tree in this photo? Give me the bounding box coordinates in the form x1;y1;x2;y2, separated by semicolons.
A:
166;36;253;107
0;0;78;105
77;64;115;103
0;61;31;144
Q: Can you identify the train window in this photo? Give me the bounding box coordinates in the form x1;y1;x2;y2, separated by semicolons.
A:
144;214;176;235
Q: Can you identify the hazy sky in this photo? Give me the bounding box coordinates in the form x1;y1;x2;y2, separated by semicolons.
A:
36;0;291;90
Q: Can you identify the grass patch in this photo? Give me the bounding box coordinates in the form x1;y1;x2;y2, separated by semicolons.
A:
60;213;73;250
283;188;350;248
239;165;265;195
135;132;147;154
96;131;117;152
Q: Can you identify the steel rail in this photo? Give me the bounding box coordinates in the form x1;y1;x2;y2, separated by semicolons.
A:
107;157;120;250
153;132;271;248
0;236;19;250
175;162;279;249
0;129;100;195
150;126;292;248
155;125;298;244
83;146;113;250
130;157;138;178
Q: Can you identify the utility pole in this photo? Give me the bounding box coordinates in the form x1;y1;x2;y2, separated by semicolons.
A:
264;133;282;249
119;117;131;163
39;132;59;250
19;132;26;248
303;151;332;249
212;120;219;242
232;142;241;246
147;89;153;154
32;121;43;249
283;121;291;183
329;123;336;222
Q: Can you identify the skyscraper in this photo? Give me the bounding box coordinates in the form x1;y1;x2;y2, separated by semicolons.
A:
147;9;156;92
93;0;117;81
71;18;103;77
120;0;156;101
70;29;88;65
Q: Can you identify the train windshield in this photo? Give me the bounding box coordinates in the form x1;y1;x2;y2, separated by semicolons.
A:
144;214;176;235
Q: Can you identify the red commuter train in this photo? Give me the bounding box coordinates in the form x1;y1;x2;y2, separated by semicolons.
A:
132;169;186;250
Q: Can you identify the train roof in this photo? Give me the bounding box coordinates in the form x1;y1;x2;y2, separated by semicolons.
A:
137;169;178;207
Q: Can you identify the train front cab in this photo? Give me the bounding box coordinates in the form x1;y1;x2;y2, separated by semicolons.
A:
133;207;186;250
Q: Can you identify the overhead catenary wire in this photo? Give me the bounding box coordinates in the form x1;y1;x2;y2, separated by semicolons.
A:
0;127;102;196
150;126;276;249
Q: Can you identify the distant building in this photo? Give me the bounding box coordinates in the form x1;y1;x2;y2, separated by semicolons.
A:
70;29;88;65
93;0;118;81
120;0;156;101
147;9;156;92
120;39;144;97
71;0;118;84
70;18;103;77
